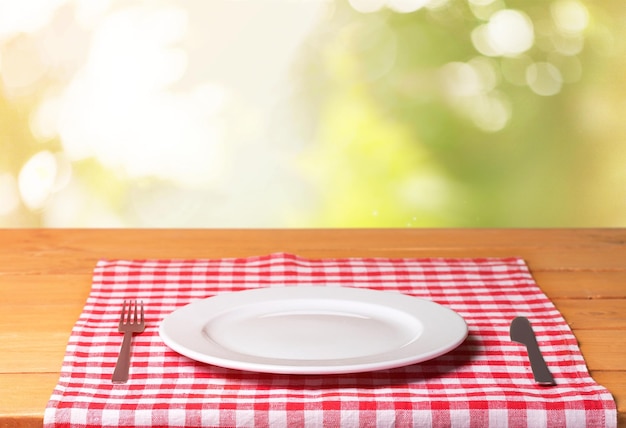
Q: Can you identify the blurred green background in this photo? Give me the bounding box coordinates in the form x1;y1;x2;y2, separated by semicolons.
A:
1;0;625;227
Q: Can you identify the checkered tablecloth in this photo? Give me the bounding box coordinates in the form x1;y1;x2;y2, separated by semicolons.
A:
45;253;616;427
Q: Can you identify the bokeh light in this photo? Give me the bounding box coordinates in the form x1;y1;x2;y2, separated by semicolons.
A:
551;0;589;35
472;9;535;57
526;62;563;96
18;150;58;210
0;173;20;215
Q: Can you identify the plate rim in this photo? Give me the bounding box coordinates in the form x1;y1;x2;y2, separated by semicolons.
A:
159;286;468;374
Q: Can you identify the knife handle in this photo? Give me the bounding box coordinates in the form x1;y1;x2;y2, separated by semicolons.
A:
525;339;556;386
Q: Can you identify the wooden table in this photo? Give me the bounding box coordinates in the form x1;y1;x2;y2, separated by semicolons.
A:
1;229;624;427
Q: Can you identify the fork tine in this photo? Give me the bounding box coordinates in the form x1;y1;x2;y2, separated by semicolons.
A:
118;300;144;325
119;300;126;326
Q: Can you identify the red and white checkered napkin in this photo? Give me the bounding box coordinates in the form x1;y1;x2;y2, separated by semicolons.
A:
45;254;616;428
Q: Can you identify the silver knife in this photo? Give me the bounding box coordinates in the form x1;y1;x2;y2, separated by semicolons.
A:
510;316;556;386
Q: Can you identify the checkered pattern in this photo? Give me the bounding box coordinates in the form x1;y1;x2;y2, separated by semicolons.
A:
45;253;616;427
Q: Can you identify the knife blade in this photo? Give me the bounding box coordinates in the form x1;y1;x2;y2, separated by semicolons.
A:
510;316;556;386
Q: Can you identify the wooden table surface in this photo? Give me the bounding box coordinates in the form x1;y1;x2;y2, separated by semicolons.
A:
1;229;624;427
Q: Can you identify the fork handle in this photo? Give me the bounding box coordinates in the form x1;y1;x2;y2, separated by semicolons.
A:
112;331;133;384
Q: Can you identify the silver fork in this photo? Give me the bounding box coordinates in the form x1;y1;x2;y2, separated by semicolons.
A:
112;300;145;384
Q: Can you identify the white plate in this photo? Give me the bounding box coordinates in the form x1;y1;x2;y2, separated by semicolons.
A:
159;287;467;374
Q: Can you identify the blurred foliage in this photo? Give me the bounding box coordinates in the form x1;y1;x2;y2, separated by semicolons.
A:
1;0;625;227
293;0;626;226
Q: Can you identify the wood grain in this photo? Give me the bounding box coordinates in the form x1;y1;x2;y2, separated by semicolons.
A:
1;229;624;427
